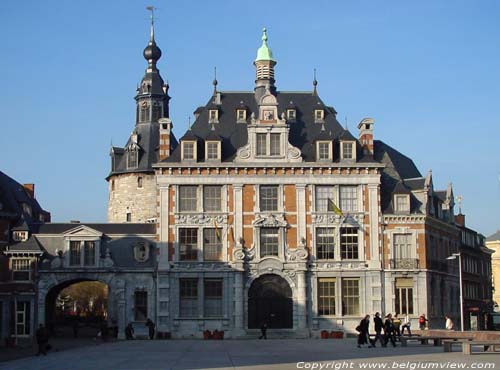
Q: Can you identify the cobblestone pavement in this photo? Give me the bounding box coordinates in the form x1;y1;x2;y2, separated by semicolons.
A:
0;339;498;370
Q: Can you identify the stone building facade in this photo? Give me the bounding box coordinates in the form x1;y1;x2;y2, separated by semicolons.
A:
486;231;500;310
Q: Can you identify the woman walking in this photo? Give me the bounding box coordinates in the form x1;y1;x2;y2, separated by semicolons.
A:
357;315;370;348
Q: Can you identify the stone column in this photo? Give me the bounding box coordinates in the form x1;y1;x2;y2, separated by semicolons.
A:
296;184;307;245
296;269;307;330
233;271;244;336
368;184;380;265
158;185;170;270
233;184;243;243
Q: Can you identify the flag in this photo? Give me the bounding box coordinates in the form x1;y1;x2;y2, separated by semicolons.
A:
328;198;343;216
213;219;221;240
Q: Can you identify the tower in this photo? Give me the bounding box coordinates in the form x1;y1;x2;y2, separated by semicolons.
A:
107;9;175;223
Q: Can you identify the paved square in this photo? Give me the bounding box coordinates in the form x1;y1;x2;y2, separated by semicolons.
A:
0;339;498;370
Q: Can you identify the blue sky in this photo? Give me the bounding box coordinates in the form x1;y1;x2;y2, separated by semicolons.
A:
1;0;499;235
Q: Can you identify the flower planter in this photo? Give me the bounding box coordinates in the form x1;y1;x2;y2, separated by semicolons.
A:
320;330;329;339
203;330;212;340
212;330;224;340
331;331;343;339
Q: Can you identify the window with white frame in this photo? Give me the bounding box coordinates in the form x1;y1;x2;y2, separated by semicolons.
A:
341;278;360;316
180;278;198;317
134;291;148;321
339;186;358;212
204;279;223;317
11;259;30;281
395;278;414;315
393;234;412;259
206;141;220;160
340;227;358;260
342;142;354;160
69;241;96;267
237;109;246;121
209;109;219;123
394;195;410;213
317;141;332;161
314;109;324;122
256;133;267;156
315;186;335;212
15;301;30;336
179;228;198;261
287;109;296;120
259;185;278;211
182;141;196;160
270;134;281;156
256;133;282;157
128;149;138;168
318;278;336;316
179;186;198;212
203;228;222;261
12;231;28;242
203;186;222;212
316;228;335;260
260;227;279;257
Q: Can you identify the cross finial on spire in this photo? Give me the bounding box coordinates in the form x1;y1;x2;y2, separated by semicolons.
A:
146;6;156;43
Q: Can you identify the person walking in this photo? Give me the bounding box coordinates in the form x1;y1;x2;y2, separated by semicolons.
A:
259;319;268;339
125;323;134;340
356;315;370;348
401;314;412;336
418;314;428;330
36;324;49;356
369;312;384;347
146;318;155;340
383;314;396;347
393;313;402;338
445;315;454;330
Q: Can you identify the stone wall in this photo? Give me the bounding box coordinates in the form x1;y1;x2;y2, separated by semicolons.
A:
487;240;500;306
108;173;157;223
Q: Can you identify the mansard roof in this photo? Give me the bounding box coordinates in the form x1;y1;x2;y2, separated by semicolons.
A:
6;235;44;255
34;223;156;235
161;91;349;163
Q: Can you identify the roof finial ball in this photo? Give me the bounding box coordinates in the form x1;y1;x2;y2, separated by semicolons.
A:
213;66;218;95
312;68;318;96
143;6;162;67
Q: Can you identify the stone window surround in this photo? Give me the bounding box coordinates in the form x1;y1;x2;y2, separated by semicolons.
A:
236;109;247;122
316;141;333;161
387;275;419;316
394;194;410;214
175;185;228;214
312;274;364;318
63;234;101;268
254;184;284;213
340;141;356;161
12;231;29;242
311;225;363;262
385;227;419;261
10;257;32;282
208;109;219;124
205;141;221;161
173;225;229;263
314;109;325;123
311;185;362;214
181;141;197;161
287;109;296;120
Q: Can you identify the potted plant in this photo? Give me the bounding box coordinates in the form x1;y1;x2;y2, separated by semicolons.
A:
331;331;343;339
320;330;329;339
203;330;212;340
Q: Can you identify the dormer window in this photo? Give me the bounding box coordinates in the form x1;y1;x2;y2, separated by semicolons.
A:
315;109;324;123
127;149;138;168
394;194;410;213
341;142;356;161
287;109;296;120
205;141;221;161
316;141;332;161
12;231;28;242
237;109;246;122
182;141;197;161
256;133;281;157
209;109;219;124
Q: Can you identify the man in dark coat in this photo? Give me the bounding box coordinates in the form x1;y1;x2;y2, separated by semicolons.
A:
370;312;385;347
357;315;370;348
125;323;134;340
384;313;397;347
146;318;155;340
36;324;49;356
259;320;268;340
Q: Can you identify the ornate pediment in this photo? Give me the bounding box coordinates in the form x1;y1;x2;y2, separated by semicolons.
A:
63;225;103;238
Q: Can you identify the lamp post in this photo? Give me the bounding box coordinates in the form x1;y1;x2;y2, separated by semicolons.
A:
447;252;464;331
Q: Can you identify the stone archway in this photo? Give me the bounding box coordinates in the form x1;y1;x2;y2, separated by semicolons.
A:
248;274;293;329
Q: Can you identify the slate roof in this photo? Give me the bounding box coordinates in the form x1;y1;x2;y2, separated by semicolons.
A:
6;235;44;254
162;91;349;163
34;223;156;235
487;230;500;242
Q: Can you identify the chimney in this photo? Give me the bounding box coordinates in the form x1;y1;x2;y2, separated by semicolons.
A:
357;118;374;156
159;118;173;161
23;183;35;199
455;213;465;227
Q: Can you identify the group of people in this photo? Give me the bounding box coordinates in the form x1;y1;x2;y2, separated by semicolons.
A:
356;312;413;348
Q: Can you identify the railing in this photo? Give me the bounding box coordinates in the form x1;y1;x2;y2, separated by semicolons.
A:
390;258;419;269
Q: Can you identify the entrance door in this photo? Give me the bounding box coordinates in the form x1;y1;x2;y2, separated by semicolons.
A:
248;274;293;329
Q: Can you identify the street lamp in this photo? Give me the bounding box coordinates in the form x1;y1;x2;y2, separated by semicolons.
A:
447;252;464;331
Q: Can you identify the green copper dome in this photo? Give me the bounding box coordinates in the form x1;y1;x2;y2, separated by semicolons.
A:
255;28;275;62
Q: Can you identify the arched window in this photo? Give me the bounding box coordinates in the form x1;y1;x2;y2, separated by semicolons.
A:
137;177;143;189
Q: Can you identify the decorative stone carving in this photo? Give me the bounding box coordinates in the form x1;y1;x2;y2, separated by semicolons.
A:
253;213;288;228
175;214;227;225
50;250;63;269
283;269;297;278
102;248;115;267
133;242;149;263
285;246;309;262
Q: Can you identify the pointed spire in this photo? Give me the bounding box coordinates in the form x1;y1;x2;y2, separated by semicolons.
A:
146;6;155;43
213;66;218;96
143;6;162;68
255;27;275;62
313;68;318;96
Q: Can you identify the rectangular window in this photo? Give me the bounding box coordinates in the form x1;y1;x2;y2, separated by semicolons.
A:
270;134;281;156
259;185;278;211
315;109;324;121
342;142;353;159
340;227;358;260
256;133;267;156
179;228;198;261
83;241;95;266
209;110;218;122
179;186;197;212
339;186;358;212
395;278;414;315
287;109;296;120
180;279;198;317
393;234;412;259
203;228;222;261
237;109;246;121
206;142;219;160
15;301;30;336
316;228;335;260
395;195;409;212
69;241;81;266
183;142;195;160
203;186;222;212
204;279;223;317
126;213;132;222
318;278;336;316
152;104;162;121
140;106;149;122
128;150;138;168
12;259;30;281
134;291;148;321
315;186;335;212
260;227;279;257
342;278;360;316
318;142;331;160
